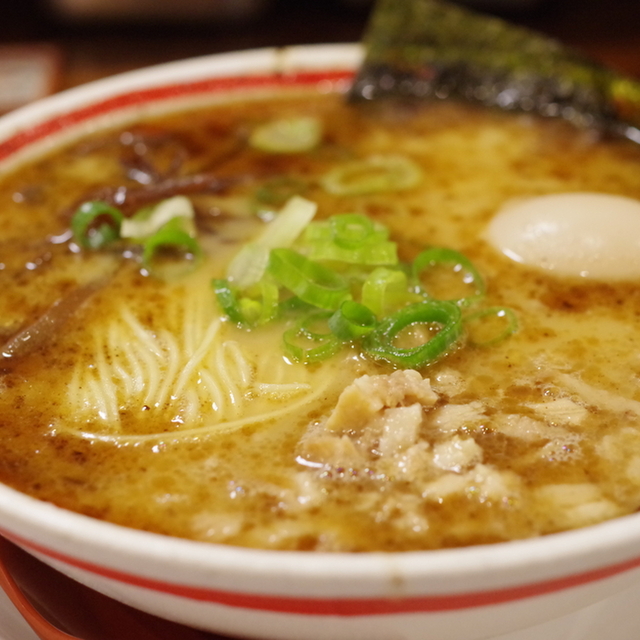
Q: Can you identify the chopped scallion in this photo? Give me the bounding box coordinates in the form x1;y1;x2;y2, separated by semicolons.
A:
254;177;309;208
329;301;378;341
213;277;280;329
120;195;195;239
227;196;317;289
249;116;322;154
363;301;462;368
268;248;351;311
361;267;416;317
306;239;398;265
283;311;342;364
213;205;515;369
212;279;247;327
71;201;124;250
331;213;377;249
465;306;518;347
413;247;486;307
303;213;397;265
321;154;422;196
142;217;202;280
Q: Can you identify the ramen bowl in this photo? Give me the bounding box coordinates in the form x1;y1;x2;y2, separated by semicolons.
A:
1;44;640;640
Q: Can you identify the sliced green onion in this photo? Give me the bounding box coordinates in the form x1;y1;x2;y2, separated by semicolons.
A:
121;195;195;239
283;311;342;364
361;267;417;317
306;239;398;265
296;310;335;340
301;220;332;243
257;196;317;249
303;213;397;265
142;217;202;279
254;177;309;209
278;295;315;315
249;116;322;154
331;214;376;248
329;301;377;341
412;247;486;307
242;279;280;326
227;196;317;289
321;154;422;196
268;248;351;311
71;201;124;249
363;301;462;368
214;278;279;328
465;306;518;347
304;213;389;244
226;244;271;291
212;279;247;327
212;202;509;367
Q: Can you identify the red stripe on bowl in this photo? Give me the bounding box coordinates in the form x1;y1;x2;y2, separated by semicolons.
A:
3;528;640;616
0;69;354;163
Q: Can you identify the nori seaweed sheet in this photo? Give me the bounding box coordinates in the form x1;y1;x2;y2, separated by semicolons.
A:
349;0;640;144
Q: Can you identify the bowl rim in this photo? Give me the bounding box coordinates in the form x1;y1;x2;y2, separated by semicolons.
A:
1;41;640;611
0;43;362;168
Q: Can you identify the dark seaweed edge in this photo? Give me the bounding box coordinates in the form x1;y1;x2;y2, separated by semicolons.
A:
349;0;640;145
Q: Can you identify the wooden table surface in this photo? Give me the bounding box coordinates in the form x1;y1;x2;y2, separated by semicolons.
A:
1;0;639;94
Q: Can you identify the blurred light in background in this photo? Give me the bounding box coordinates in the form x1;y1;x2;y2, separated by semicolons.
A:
47;0;546;24
48;0;274;22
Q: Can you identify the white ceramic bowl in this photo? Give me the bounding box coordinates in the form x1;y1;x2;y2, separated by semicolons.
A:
1;44;640;640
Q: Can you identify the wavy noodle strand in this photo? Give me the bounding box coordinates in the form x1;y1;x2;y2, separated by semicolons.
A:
61;280;339;440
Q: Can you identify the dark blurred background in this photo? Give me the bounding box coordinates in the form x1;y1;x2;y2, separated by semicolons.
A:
0;0;638;95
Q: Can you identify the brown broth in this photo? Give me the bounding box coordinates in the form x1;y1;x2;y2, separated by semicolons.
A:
1;93;640;551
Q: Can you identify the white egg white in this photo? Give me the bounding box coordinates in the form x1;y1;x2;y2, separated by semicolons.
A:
486;192;640;280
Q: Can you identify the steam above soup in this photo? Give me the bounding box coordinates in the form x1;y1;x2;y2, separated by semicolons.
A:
1;91;640;552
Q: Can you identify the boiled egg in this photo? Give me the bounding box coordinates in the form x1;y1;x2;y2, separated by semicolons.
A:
486;192;640;280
